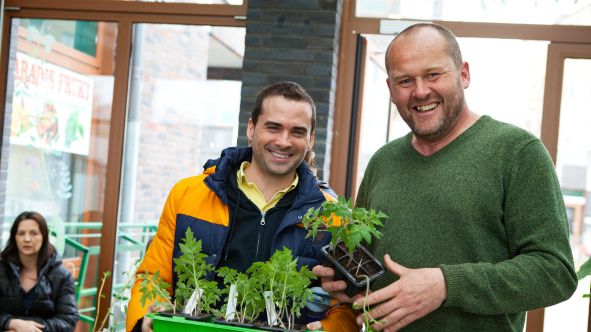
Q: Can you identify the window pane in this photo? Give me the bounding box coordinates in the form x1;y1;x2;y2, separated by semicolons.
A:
0;18;117;328
19;19;98;56
356;0;591;26
461;38;547;137
112;24;244;327
355;35;404;195
544;58;591;332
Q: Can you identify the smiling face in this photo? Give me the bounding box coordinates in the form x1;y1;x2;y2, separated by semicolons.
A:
386;27;470;143
15;219;43;259
247;95;315;182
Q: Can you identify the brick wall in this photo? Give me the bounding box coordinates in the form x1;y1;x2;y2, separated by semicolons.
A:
238;0;343;181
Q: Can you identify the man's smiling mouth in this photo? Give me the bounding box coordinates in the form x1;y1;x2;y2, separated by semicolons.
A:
270;150;291;159
415;102;439;113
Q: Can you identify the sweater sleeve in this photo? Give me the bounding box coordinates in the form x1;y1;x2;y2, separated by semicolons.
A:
441;140;577;314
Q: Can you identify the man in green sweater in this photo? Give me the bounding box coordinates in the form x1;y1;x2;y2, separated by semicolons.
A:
314;23;577;331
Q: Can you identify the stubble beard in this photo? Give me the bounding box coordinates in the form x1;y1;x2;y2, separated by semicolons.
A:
407;85;465;142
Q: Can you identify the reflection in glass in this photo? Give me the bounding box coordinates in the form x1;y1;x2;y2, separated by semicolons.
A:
113;24;244;329
19;19;98;56
0;18;117;331
356;0;591;26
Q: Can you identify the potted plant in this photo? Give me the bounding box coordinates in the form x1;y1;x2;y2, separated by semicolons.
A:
172;228;223;319
246;247;316;331
216;266;265;326
138;270;175;313
303;196;387;297
145;229;319;331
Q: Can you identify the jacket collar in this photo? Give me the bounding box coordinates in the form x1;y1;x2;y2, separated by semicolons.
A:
7;252;60;278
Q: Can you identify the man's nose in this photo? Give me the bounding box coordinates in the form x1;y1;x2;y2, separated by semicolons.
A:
276;131;291;147
413;78;430;100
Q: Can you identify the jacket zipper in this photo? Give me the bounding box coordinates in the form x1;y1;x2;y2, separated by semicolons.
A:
255;211;266;261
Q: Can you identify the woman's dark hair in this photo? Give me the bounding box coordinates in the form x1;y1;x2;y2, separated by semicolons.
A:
0;211;56;271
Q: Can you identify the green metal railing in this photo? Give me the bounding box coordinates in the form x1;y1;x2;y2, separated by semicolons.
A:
54;221;157;329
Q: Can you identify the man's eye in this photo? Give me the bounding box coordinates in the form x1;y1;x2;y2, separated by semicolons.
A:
427;73;441;80
397;79;412;88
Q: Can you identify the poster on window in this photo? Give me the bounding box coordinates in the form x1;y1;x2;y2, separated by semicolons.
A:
10;52;93;156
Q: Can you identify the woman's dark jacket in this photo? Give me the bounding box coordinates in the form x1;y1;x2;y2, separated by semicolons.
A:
0;253;79;331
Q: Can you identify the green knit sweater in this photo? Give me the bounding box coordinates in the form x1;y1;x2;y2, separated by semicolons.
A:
357;115;577;331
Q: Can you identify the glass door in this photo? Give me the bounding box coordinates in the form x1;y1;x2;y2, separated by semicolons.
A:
0;2;245;330
110;22;245;330
0;17;118;329
540;43;591;332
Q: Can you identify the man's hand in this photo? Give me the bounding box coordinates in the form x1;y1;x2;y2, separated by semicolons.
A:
141;303;164;332
312;265;365;304
353;255;447;332
8;318;45;332
306;321;323;330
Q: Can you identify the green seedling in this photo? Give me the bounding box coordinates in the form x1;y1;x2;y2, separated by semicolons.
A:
303;195;387;265
173;228;222;317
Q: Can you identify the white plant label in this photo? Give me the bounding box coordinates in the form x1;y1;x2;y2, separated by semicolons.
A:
225;283;238;321
183;288;203;315
264;290;278;326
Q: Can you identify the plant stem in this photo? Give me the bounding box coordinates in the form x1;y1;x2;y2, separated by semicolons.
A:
361;274;377;332
192;261;202;316
94;273;109;332
355;258;365;277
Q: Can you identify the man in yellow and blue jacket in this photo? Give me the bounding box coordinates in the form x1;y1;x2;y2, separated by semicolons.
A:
127;81;357;332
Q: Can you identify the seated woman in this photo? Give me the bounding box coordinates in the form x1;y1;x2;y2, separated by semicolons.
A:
0;211;78;332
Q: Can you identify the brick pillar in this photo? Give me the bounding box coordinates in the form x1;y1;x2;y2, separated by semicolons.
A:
238;0;343;181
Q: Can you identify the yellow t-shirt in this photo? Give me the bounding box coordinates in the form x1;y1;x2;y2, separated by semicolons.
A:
236;161;298;212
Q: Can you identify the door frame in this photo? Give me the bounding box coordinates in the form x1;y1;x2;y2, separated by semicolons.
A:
541;42;591;332
0;0;246;324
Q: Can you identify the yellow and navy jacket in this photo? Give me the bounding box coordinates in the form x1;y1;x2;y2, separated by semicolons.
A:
127;146;357;332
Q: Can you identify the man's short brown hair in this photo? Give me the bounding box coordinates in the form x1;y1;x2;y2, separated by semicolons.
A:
251;81;316;132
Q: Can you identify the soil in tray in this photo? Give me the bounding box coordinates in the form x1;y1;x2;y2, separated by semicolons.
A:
332;243;381;283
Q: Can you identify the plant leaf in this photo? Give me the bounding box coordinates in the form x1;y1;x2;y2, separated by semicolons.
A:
577;257;591;280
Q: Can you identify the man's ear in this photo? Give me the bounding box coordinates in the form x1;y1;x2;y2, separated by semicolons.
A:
247;118;254;145
308;131;315;151
460;61;471;89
